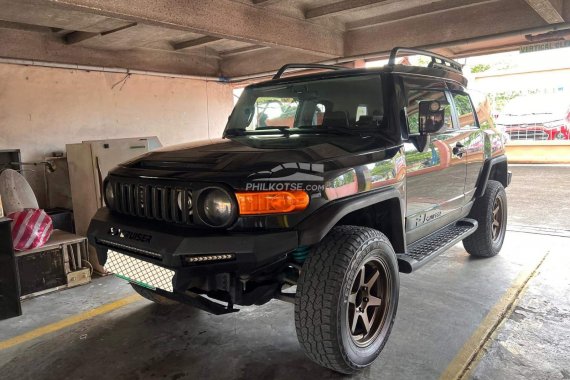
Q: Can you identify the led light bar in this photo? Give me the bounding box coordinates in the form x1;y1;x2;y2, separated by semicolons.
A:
184;253;235;263
97;238;162;259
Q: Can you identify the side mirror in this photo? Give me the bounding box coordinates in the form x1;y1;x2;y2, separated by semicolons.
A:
419;100;446;134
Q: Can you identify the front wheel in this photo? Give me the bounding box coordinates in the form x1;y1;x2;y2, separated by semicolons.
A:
295;226;399;374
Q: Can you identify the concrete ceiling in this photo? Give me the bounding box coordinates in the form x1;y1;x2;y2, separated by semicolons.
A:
0;0;568;79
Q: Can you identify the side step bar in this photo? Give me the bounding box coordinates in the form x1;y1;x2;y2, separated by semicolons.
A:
397;218;478;273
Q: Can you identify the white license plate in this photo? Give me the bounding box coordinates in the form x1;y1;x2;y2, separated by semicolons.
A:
104;250;175;292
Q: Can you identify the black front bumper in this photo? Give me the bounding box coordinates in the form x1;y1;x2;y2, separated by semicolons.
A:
88;208;299;292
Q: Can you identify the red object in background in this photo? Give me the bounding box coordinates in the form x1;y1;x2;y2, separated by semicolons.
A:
8;209;53;251
504;125;569;140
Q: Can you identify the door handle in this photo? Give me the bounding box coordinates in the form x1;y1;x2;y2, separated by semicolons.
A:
453;142;466;157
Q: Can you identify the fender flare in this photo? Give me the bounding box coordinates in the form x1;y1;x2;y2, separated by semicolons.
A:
297;187;406;249
475;155;510;198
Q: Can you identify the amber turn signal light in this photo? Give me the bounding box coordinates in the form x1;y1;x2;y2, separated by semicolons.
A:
235;191;310;215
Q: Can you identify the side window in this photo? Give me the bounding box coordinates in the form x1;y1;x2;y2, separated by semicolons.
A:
452;93;478;129
406;89;453;134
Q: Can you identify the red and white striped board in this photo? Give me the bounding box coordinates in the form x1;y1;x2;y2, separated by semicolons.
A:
7;209;53;251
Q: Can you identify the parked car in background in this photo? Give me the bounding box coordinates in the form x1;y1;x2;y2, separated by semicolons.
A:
496;94;570;141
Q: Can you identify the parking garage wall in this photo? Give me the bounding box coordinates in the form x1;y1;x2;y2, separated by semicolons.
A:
0;63;233;207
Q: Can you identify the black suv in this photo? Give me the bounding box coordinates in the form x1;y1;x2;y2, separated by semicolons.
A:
88;48;511;374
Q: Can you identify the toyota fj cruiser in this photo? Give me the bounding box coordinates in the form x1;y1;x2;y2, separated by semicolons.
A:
88;47;511;374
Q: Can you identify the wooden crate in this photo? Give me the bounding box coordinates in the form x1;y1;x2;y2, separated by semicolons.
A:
15;230;92;299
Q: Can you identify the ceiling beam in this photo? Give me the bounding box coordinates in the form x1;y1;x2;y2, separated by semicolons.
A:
64;22;137;44
63;30;98;44
65;22;138;45
220;47;327;78
171;36;222;51
251;0;283;5
219;45;269;57
524;0;565;23
50;27;71;36
345;0;547;56
41;0;343;58
305;0;391;19
0;19;53;33
0;28;220;76
346;0;499;30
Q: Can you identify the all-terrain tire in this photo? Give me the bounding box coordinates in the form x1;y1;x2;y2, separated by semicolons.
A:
131;283;179;306
463;180;507;257
295;225;399;374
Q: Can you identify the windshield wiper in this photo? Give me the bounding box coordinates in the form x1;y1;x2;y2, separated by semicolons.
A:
226;125;375;138
256;126;293;134
297;125;368;136
323;126;362;135
225;126;294;137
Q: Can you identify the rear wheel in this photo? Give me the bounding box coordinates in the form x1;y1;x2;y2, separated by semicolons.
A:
131;283;179;306
295;226;399;374
463;180;507;257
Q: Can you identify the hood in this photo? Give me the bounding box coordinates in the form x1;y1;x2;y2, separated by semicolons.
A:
124;135;390;174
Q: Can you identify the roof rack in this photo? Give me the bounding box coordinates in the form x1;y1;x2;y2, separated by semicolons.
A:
272;63;346;80
388;47;463;74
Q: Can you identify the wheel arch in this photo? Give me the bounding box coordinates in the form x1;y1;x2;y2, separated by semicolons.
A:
475;155;509;198
297;188;406;253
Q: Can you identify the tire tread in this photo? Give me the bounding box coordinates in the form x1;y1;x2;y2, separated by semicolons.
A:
295;225;393;373
463;180;507;257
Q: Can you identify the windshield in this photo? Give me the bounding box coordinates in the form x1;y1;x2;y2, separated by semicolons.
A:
225;74;384;135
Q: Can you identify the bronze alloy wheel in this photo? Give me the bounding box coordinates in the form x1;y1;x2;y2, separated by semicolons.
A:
346;256;392;347
491;196;504;242
295;226;399;373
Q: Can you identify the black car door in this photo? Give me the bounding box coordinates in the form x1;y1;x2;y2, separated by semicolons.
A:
402;78;467;243
450;91;486;201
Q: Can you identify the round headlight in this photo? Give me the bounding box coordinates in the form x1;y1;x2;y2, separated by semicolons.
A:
104;180;115;208
199;188;235;227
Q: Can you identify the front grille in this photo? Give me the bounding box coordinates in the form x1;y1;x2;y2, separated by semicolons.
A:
113;181;194;225
506;129;549;141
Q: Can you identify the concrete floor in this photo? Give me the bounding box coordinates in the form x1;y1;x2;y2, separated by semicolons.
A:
0;165;569;380
507;164;570;231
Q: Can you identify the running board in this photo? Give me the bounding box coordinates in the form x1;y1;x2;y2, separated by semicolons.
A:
397;218;478;273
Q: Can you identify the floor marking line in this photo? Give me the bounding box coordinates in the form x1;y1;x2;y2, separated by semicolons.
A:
0;294;141;351
507;224;570;238
439;252;549;380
